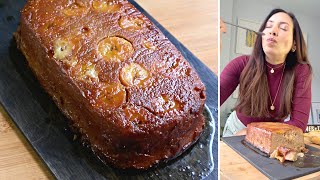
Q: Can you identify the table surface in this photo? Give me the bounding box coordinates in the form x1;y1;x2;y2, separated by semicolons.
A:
220;141;320;180
0;0;217;179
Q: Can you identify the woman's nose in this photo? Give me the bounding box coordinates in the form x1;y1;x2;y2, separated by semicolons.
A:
269;27;278;36
269;32;278;36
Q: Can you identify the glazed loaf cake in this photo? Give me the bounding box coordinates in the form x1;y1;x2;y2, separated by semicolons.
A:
245;122;306;162
15;0;206;169
245;122;305;155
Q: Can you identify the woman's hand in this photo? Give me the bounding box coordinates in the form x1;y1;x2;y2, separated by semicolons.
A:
220;18;227;51
220;18;227;33
235;128;247;136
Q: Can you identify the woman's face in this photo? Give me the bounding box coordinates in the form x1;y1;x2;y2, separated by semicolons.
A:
262;12;294;59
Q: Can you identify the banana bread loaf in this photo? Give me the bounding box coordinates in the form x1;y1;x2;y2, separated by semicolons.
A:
15;0;206;169
245;122;305;155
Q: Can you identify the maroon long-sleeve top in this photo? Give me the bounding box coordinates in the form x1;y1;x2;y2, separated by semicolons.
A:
220;55;312;131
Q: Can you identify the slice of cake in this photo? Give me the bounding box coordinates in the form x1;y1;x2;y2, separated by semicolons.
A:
245;122;305;162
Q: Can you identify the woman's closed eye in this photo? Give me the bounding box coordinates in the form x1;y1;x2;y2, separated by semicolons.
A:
265;22;273;28
279;24;289;31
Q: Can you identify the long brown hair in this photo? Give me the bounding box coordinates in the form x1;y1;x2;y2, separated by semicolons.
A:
236;9;311;119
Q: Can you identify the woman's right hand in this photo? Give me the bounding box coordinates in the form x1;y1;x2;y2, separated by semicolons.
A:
220;18;227;33
220;19;227;51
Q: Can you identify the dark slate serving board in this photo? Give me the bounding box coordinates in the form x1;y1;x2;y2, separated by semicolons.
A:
0;0;218;179
222;136;320;180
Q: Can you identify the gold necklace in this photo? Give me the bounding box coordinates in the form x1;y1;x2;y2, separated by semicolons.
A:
268;63;285;111
266;63;285;74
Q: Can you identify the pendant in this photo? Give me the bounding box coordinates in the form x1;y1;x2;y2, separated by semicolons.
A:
270;105;275;110
270;68;274;73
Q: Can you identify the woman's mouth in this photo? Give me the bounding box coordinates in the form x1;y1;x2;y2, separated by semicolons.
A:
267;38;277;43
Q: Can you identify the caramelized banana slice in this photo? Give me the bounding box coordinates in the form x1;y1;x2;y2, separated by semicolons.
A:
92;0;121;12
161;95;183;111
119;16;145;30
84;65;99;79
63;2;89;16
97;37;134;62
142;39;156;50
61;57;78;68
53;39;73;60
75;62;99;84
153;95;183;114
97;83;126;108
124;106;149;124
120;63;149;86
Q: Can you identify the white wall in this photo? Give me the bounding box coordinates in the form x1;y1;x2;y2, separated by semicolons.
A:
220;0;320;127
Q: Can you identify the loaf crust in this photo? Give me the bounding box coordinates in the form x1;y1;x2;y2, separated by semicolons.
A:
16;0;206;169
245;122;304;155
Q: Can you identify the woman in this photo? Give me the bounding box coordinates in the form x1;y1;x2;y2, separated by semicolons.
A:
220;9;312;137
